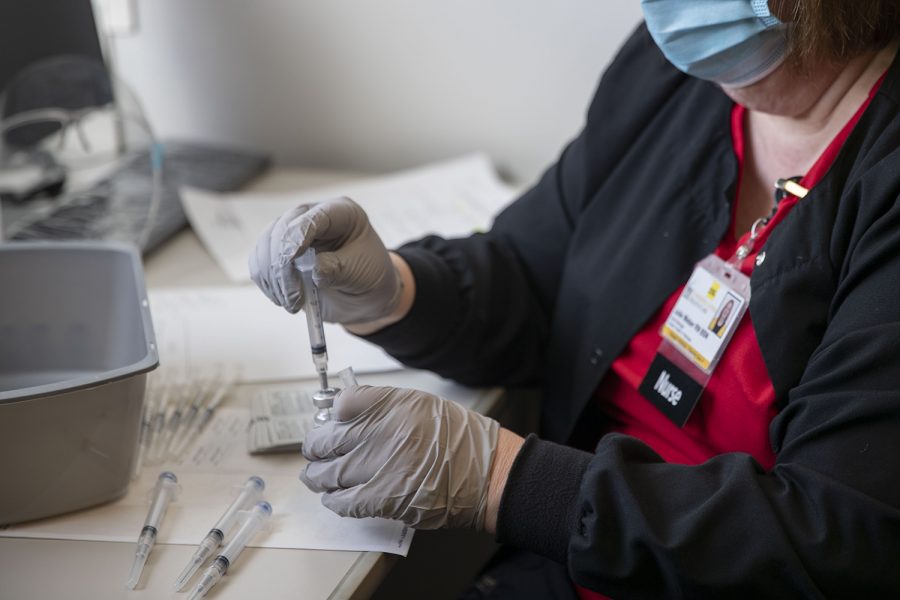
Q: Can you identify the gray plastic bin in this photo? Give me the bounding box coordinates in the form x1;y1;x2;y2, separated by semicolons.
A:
0;241;158;524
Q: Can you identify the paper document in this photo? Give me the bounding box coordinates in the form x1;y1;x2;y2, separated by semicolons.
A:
149;286;402;383
181;153;517;282
0;405;413;556
248;388;315;454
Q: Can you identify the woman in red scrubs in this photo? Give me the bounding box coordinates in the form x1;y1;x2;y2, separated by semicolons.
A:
251;1;900;597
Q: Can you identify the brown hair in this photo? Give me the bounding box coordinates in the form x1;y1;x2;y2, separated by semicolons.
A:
769;0;900;63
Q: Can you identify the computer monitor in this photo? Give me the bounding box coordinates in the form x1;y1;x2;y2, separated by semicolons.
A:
0;0;113;146
0;0;109;97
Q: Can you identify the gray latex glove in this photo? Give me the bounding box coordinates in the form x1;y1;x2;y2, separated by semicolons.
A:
301;385;501;530
248;197;402;324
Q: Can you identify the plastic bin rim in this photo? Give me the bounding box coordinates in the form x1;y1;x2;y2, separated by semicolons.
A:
0;240;159;404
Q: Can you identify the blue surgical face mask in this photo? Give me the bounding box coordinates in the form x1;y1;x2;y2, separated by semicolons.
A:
641;0;788;88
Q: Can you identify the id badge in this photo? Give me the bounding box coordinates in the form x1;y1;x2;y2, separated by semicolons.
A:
639;255;751;426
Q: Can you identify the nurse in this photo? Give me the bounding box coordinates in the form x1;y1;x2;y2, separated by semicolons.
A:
251;0;900;597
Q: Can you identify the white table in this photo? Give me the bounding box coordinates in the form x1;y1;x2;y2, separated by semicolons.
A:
0;168;505;600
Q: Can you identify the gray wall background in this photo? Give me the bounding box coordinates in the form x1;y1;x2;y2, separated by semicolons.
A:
111;1;643;183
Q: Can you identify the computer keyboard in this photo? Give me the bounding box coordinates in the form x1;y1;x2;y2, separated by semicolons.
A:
3;141;270;253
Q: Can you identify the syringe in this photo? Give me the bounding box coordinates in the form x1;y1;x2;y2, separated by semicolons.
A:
157;383;193;459
170;380;232;457
187;501;273;600
167;377;213;459
295;248;329;391
125;471;180;590
132;385;157;480
174;476;266;591
145;384;170;464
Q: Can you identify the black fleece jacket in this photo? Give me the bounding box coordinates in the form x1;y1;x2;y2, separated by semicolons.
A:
366;25;900;598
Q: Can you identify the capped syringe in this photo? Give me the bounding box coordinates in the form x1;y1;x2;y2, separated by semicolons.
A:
295;248;329;391
126;471;180;589
170;379;232;457
156;383;193;459
132;385;158;480
174;476;266;591
167;377;214;459
145;384;170;464
187;501;273;600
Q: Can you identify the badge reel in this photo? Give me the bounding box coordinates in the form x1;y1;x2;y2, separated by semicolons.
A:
639;255;751;426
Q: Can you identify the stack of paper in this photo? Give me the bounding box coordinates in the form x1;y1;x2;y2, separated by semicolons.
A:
148;286;402;383
248;388;315;454
180;153;517;282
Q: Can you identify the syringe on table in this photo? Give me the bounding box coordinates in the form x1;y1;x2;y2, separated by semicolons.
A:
187;501;273;600
132;384;158;479
168;378;233;457
132;374;234;476
145;384;170;464
174;475;266;591
125;471;180;589
154;384;193;461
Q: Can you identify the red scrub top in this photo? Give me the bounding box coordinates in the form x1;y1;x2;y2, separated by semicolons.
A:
577;75;884;600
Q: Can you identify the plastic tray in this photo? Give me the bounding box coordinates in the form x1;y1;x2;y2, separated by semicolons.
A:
0;241;158;524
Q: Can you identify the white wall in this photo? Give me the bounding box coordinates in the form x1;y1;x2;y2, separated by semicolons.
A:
110;1;643;184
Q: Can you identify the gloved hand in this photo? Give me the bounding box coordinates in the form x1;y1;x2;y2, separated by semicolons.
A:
301;385;501;530
248;197;402;324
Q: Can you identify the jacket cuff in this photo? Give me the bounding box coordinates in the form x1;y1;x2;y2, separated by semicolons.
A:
496;434;592;563
361;245;461;357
